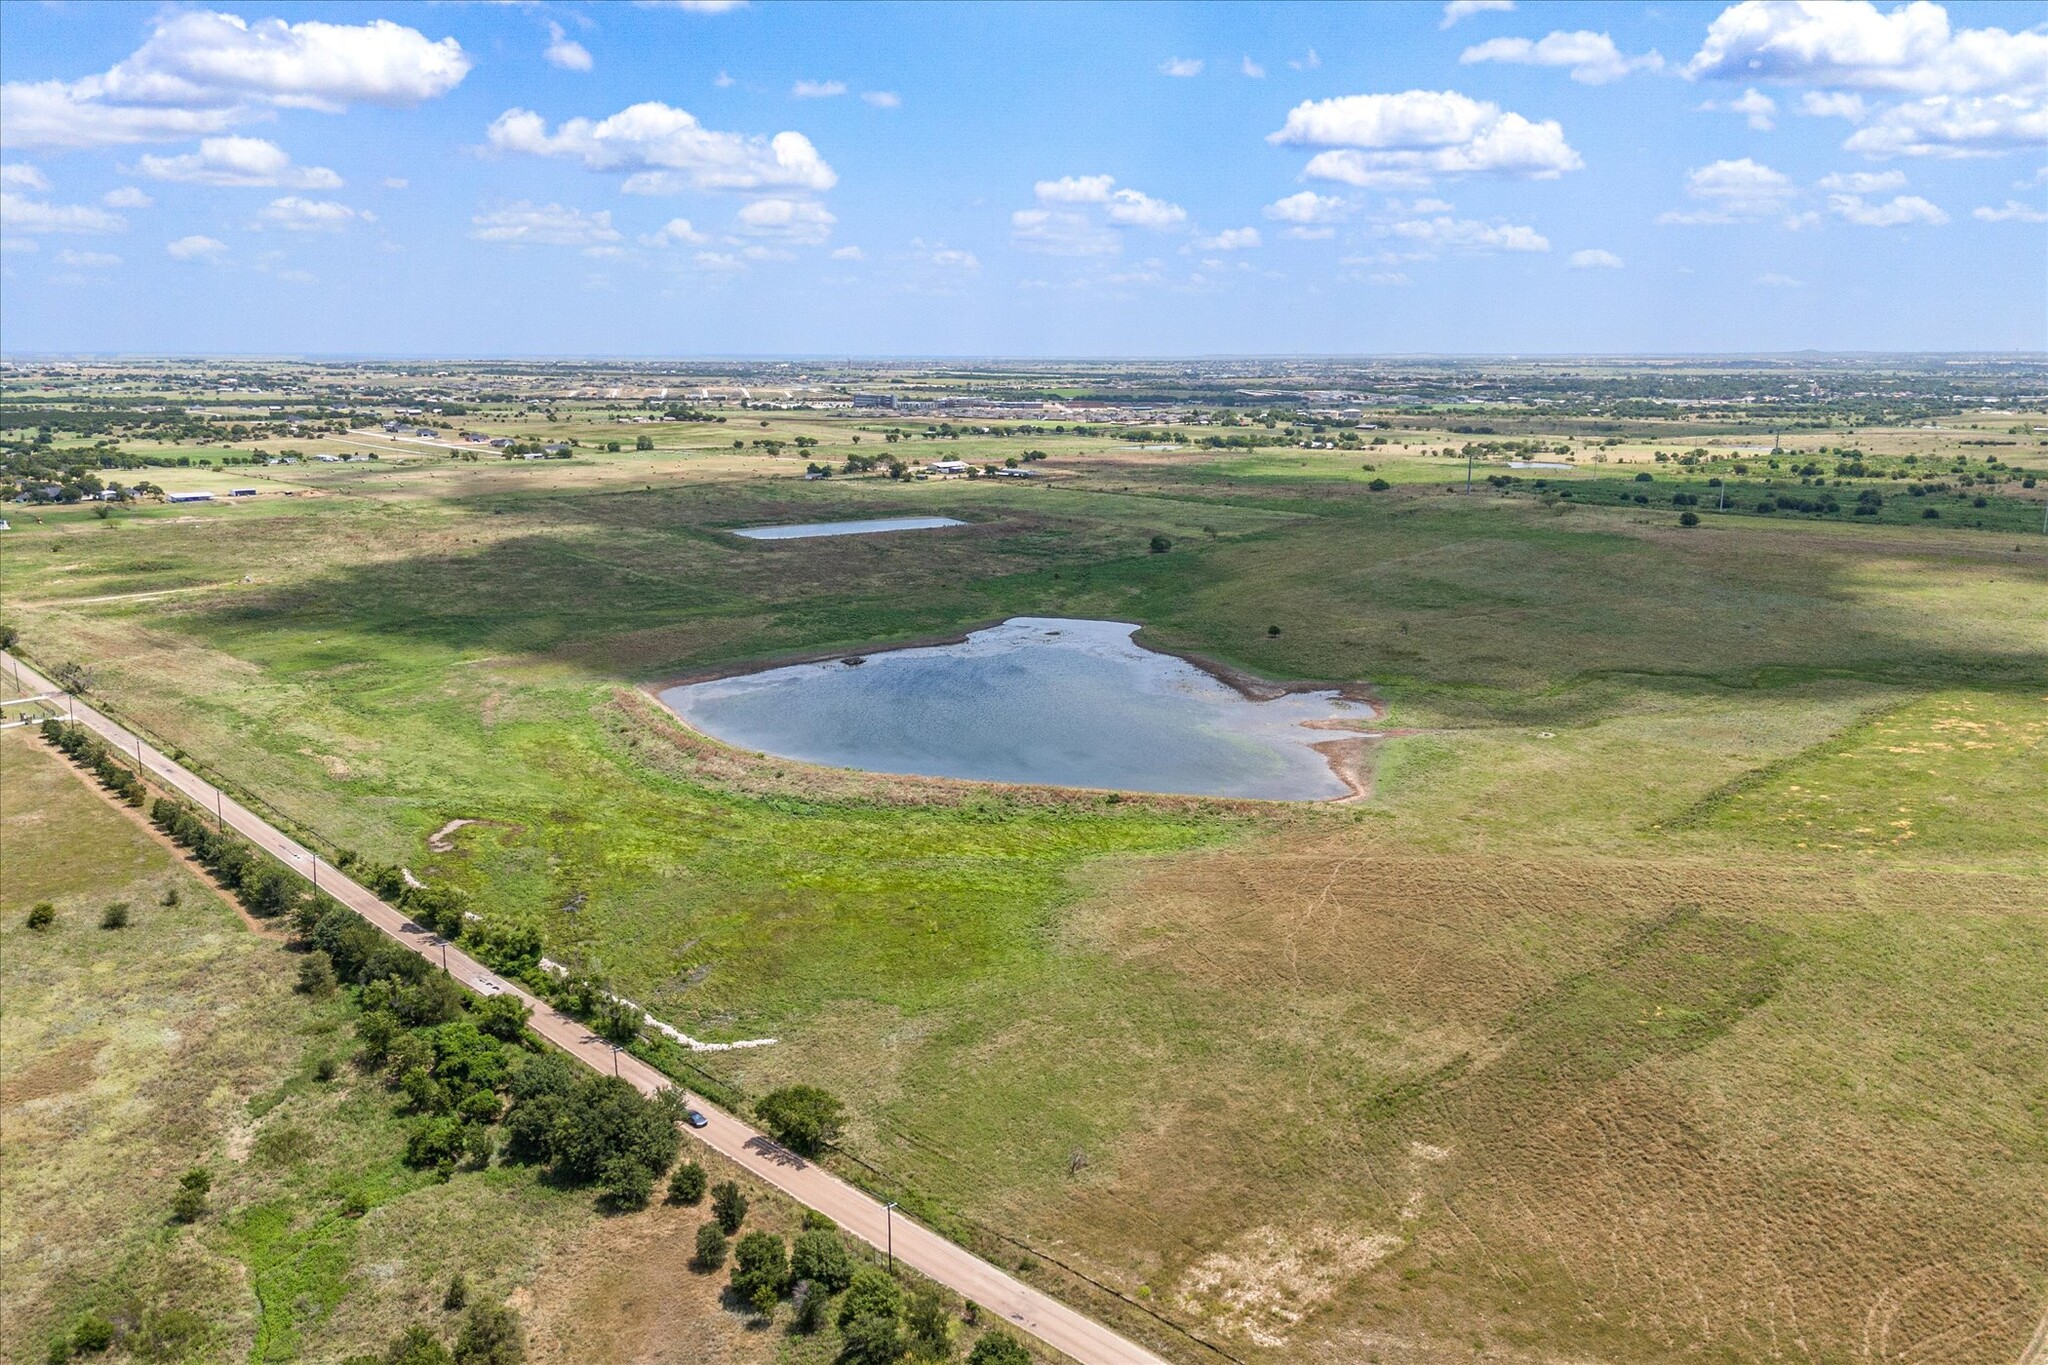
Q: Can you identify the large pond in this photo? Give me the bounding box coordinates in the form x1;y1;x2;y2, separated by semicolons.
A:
731;516;964;540
657;617;1372;800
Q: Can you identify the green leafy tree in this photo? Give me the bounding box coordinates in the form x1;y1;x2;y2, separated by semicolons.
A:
839;1308;906;1365
789;1228;854;1292
967;1333;1031;1365
384;1324;453;1365
906;1287;955;1360
452;1303;523;1365
838;1265;904;1330
297;951;338;997
730;1231;789;1314
753;1085;844;1156
667;1160;707;1205
27;902;55;931
471;994;530;1042
693;1221;728;1271
710;1180;748;1234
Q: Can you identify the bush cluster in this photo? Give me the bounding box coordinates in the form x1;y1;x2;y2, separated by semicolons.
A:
42;719;144;805
147;792;303;920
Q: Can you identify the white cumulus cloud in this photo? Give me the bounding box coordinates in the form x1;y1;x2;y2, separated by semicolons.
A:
55;248;121;268
1817;169;1906;192
1271;89;1582;185
1569;247;1624;268
1011;207;1120;256
639;217;709;247
0;163;51;192
135;136;341;188
1687;1;2048;97
1105;188;1186;229
735;196;835;244
0;192;125;234
470;201;622;247
1160;57;1205;78
165;234;227;260
1843;93;2048;158
1242;57;1266;79
792;80;846;99
2;11;470;150
1827;192;1948;225
1442;0;1515;28
1195;227;1261;250
259;196;372;230
486;103;836;193
829;244;865;260
1700;88;1779;129
862;91;901;108
545;23;594;73
1386;215;1549;252
1461;31;1662;85
1657;156;1796;223
103;186;154;208
1035;174;1116;203
1974;199;2048;222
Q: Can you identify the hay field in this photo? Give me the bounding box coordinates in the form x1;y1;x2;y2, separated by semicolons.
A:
3;433;2043;1363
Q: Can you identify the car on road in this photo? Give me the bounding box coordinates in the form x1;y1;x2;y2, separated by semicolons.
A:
685;1109;709;1128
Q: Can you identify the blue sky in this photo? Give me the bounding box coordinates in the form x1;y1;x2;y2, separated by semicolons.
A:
2;0;2043;356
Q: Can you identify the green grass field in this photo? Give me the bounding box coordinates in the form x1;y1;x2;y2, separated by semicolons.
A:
5;428;2044;1363
0;730;844;1365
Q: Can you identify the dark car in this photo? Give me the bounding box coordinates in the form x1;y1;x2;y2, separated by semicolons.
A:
685;1109;708;1128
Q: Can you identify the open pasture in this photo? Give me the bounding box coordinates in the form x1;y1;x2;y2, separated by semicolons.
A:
4;400;2045;1362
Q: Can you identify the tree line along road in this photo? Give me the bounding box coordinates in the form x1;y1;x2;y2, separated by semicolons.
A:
2;651;1174;1365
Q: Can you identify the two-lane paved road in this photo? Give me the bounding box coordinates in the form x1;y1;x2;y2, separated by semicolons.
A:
5;653;1171;1365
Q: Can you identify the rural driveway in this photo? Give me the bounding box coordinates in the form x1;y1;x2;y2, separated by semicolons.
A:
4;652;1173;1365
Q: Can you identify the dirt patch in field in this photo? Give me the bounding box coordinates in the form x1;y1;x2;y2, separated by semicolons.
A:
1175;1225;1402;1348
2;1040;102;1107
520;1202;773;1365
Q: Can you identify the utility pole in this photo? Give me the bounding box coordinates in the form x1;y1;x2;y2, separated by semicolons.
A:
1465;448;1474;494
216;788;224;831
885;1202;897;1270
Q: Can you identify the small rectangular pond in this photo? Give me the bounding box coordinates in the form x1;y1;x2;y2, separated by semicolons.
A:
656;618;1376;801
730;516;965;540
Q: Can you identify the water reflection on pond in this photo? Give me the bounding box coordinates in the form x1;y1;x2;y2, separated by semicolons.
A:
658;618;1371;800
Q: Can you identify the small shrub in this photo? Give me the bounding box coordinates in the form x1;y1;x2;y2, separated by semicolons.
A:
666;1161;707;1205
27;902;55;931
1367;477;1390;491
1679;511;1700;527
70;1315;115;1354
161;887;180;907
314;1055;340;1082
382;1324;452;1365
1148;535;1172;554
452;1302;522;1365
1922;507;1940;519
791;1280;827;1334
443;1273;469;1311
967;1332;1032;1365
693;1221;728;1271
711;1180;747;1234
905;1286;954;1359
297;952;337;997
1266;625;1281;638
99;902;130;930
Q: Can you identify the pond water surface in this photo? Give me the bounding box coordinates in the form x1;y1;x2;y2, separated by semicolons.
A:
731;516;964;540
658;618;1371;800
